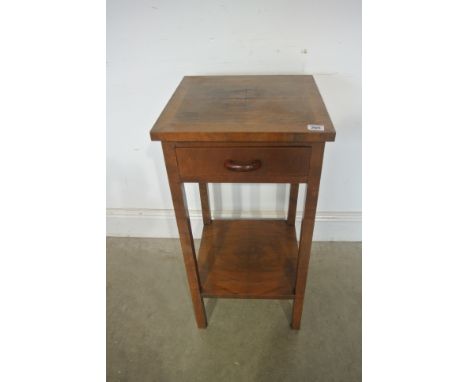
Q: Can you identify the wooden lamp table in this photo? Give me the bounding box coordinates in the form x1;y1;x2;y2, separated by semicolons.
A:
150;75;335;329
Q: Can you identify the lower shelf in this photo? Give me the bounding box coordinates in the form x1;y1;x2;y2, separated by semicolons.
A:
197;219;298;299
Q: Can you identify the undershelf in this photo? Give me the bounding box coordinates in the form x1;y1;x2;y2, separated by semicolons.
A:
197;219;298;299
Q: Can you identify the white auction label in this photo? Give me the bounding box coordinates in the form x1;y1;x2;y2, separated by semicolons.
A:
307;124;324;131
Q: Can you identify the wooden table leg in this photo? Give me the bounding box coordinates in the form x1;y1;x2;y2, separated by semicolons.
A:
199;183;212;225
287;183;299;226
291;143;325;330
162;142;207;328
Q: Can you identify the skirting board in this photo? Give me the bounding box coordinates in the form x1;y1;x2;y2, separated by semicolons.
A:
107;209;361;241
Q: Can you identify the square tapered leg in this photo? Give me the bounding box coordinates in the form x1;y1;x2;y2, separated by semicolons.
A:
162;142;207;328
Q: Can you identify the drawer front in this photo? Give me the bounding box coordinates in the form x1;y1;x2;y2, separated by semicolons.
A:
176;146;311;182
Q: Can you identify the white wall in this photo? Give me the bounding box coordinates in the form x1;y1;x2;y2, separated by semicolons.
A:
107;0;361;240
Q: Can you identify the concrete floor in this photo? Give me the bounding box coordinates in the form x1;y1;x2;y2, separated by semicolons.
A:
107;238;361;382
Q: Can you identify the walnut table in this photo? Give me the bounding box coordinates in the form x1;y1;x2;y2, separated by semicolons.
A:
150;75;335;329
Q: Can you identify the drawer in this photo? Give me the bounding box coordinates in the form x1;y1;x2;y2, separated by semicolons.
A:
175;146;311;182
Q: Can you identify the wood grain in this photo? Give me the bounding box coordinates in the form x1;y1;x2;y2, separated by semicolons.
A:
197;220;298;299
161;142;207;328
175;146;311;183
152;75;334;329
291;143;325;329
150;76;335;142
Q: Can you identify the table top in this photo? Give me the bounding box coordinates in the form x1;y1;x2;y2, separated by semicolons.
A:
150;75;335;143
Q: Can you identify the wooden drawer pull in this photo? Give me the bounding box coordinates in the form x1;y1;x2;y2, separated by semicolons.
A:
224;159;261;172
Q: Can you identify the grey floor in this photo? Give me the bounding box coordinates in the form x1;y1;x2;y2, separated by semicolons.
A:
107;238;361;382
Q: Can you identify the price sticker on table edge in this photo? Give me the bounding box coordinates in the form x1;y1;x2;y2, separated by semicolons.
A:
307;124;324;132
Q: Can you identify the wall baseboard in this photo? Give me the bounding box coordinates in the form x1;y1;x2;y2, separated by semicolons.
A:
107;208;361;241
